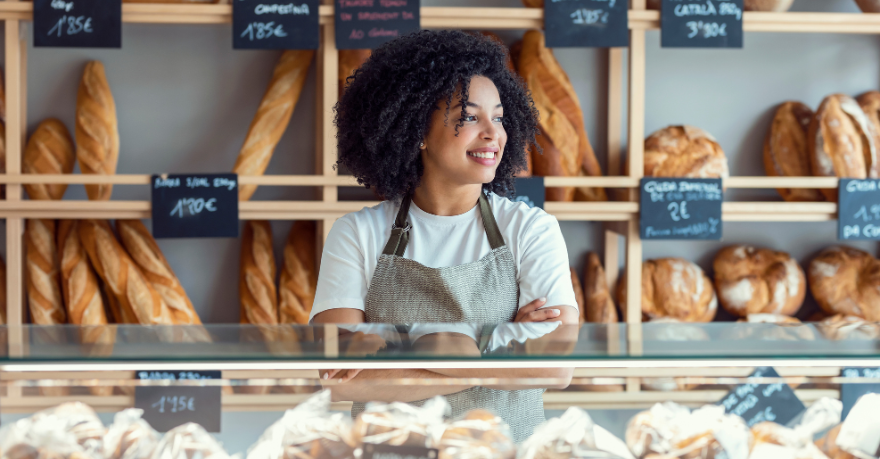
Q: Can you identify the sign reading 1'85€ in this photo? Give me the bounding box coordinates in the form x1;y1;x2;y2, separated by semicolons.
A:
34;0;122;48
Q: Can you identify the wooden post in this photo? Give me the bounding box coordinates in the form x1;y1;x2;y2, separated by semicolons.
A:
627;4;647;358
316;0;339;253
6;18;25;360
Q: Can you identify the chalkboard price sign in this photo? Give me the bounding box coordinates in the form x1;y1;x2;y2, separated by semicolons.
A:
660;0;743;48
135;371;222;432
33;0;121;48
513;177;545;210
841;367;880;420
639;178;722;240
718;367;806;427
150;174;239;239
837;179;880;240
233;0;319;50
544;0;629;48
335;0;420;50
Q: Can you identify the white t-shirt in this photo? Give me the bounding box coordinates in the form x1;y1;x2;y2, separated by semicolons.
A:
309;192;577;321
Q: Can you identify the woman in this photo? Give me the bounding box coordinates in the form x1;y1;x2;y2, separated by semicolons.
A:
311;30;579;441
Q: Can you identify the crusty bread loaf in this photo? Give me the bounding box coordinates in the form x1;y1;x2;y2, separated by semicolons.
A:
858;91;880;165
644;126;729;178
617;258;717;322
233;51;314;201
58;220;106;326
79;219;173;325
240;221;278;324
279;221;317;325
116;220;202;325
569;268;585;323
76;61;119;201
516;30;606;202
24;119;76;201
855;0;880;13
584;252;618;323
339;49;371;96
763;102;822;202
809;94;879;201
26;219;66;325
713;245;805;318
809;246;880;321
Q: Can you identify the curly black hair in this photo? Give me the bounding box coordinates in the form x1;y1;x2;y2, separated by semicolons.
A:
334;30;539;201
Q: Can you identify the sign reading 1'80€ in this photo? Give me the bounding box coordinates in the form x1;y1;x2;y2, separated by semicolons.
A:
639;178;723;240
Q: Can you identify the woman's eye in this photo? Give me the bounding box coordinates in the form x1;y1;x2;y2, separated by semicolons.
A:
493;116;504;123
463;115;477;122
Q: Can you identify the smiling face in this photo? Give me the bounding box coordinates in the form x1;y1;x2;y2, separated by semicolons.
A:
420;75;507;188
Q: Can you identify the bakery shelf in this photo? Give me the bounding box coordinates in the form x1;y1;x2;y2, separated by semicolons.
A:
629;9;880;34
722;202;838;222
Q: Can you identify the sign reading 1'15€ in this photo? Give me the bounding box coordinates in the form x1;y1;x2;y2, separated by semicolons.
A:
233;0;319;50
34;0;122;48
661;0;743;48
544;0;629;48
639;178;723;240
335;0;420;50
151;174;239;239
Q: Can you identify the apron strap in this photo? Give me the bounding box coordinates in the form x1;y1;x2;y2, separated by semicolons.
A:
382;192;506;256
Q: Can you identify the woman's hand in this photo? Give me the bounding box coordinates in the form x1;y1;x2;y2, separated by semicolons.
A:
322;368;362;383
515;298;562;322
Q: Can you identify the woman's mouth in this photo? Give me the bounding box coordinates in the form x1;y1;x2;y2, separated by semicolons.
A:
467;150;498;166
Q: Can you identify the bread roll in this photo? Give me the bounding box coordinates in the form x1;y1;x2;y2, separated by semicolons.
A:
79;219;173;325
233;51;314;201
644;126;729;178
24;119;76;201
279;221;317;325
855;0;880;13
763;102;822;202
569;268;585;323
117;220;201;325
616;258;717;322
583;252;618;323
713;245;805;318
809;94;879;201
75;61;119;201
809;246;880;321
516;30;606;202
25;219;65;324
240;221;278;324
339;49;371;96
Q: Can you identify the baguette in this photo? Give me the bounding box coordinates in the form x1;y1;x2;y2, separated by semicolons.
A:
75;61;119;201
516;30;606;202
25;219;66;325
569;268;585;324
584;252;618;323
240;221;278;324
79;220;173;325
233;51;314;201
116;220;202;325
24;119;76;201
339;49;371;96
279;221;317;324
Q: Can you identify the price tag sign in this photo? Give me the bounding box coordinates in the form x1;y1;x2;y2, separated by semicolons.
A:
34;0;121;48
660;0;743;48
135;370;222;432
544;0;628;48
362;444;438;459
719;367;806;427
335;0;420;50
639;178;722;240
233;0;319;50
841;367;880;420
838;179;880;240
150;174;239;239
513;177;545;210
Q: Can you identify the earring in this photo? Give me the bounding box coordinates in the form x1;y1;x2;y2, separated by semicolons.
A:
419;142;425;149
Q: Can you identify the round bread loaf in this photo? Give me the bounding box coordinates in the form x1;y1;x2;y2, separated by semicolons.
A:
713;245;805;318
855;0;880;13
763;101;822;202
644;126;729;179
617;258;717;322
817;314;880;340
809;246;880;321
809;94;880;201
